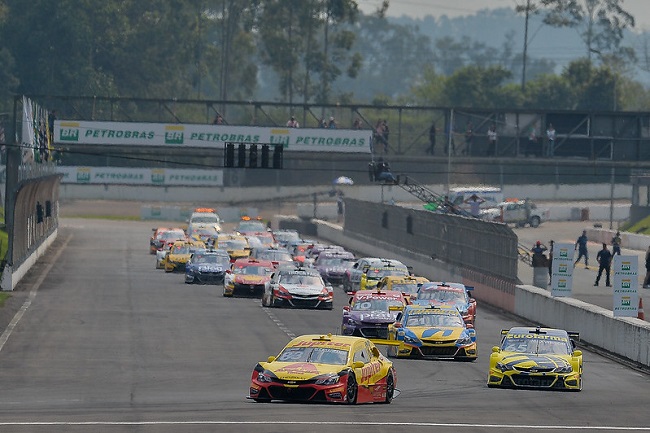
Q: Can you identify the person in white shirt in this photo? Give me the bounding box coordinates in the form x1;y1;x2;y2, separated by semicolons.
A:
286;116;299;128
546;123;556;157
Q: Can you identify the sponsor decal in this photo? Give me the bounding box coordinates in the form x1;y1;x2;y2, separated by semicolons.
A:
507;334;567;341
276;363;320;375
76;167;91;183
165;125;184;145
151;169;165;184
621;262;631;271
621;296;631;306
84;128;154;140
59;122;80;142
291;340;351;348
360;362;381;382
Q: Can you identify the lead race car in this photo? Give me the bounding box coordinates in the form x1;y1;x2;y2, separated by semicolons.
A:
249;334;397;404
487;326;582;391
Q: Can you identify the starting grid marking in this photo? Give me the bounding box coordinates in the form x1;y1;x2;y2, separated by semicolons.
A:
259;300;296;340
0;421;647;429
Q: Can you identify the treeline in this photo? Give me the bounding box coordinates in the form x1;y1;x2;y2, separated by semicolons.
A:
0;0;648;120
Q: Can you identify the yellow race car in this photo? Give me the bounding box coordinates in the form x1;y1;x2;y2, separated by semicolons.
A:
376;275;429;301
360;259;409;291
249;334;397;404
487;326;582;391
164;239;205;273
386;304;477;360
216;234;251;261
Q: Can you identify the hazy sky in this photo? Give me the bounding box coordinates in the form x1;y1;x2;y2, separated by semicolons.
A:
358;0;650;31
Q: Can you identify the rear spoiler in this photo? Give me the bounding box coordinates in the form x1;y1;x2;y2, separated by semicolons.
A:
567;332;580;341
368;338;402;347
465;286;474;291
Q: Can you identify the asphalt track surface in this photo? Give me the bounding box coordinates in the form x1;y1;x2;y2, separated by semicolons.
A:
0;218;648;432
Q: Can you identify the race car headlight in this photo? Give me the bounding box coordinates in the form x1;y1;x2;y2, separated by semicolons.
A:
496;362;513;372
314;374;340;385
456;335;472;346
403;334;421;345
553;365;573;373
257;371;275;383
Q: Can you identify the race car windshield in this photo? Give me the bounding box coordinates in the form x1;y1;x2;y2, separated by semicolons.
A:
369;269;408;280
502;337;570;355
281;275;322;285
161;231;185;241
406;313;464;327
317;257;350;266
235;265;270;275
192;216;218;224
391;283;419;294
195;255;227;264
418;289;467;303
239;222;266;232
219;240;248;250
352;299;403;311
258;251;292;262
172;245;190;254
277;347;348;365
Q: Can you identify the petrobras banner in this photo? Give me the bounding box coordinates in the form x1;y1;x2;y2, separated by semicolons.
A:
54;120;372;153
551;243;574;297
58;166;223;186
612;255;639;318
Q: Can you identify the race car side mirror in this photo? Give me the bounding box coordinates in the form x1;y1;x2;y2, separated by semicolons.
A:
267;356;276;363
492;346;500;353
352;361;364;369
393;322;402;328
343;306;350;312
573;350;582;357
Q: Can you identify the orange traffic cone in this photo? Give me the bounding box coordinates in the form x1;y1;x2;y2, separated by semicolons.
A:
638;298;645;321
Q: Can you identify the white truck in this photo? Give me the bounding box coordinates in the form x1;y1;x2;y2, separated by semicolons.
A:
480;200;549;228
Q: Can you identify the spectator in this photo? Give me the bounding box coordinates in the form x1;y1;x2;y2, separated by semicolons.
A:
352;118;362;129
531;241;548;267
464;121;474;156
574;230;589;268
320;118;327;128
611;230;622;255
487;124;497;156
464;194;485;217
286;116;299;128
643;246;650;289
594;243;612;287
427;121;436;155
337;192;345;223
546;123;556;157
375;157;396;183
328;116;337;129
212;114;224;125
382;120;390;153
374;120;385;153
526;123;538;157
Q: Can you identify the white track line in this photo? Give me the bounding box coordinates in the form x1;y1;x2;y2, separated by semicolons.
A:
0;234;72;353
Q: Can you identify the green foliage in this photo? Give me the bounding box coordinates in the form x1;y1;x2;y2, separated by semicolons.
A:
621;215;650;236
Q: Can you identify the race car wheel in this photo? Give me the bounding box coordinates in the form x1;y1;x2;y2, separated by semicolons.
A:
383;369;395;404
346;372;358;405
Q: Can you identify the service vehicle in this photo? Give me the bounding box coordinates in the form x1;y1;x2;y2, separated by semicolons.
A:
184;249;231;284
262;266;333;309
223;257;274;297
480;199;550;228
313;250;356;285
413;282;477;326
188;207;222;232
236;216;268;235
249;334;397;404
448;186;503;212
387;304;477;360
164;239;205;273
341;289;407;340
487;326;582;391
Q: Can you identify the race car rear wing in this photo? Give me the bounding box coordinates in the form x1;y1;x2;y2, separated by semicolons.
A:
368;338;402;347
500;329;580;341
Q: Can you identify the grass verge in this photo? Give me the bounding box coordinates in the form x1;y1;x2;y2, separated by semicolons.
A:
0;292;11;307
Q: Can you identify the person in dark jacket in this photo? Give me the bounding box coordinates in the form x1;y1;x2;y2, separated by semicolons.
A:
574;230;589;268
594;243;612;287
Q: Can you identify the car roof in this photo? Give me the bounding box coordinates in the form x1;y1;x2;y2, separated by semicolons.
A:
233;258;274;267
505;327;569;337
421;282;466;291
286;334;369;349
404;304;460;315
354;290;404;300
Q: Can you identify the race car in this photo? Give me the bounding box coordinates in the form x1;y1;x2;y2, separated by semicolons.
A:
150;227;185;254
387;304;477;360
253;248;296;269
341;289;407;340
313;250;356;285
155;242;173;269
413;282;477;326
376;275;429;302
164;239;205;273
184;249;231;284
359;259;410;292
215;234;251;262
487;326;582;391
261;266;333;309
273;229;301;248
223;257;274;297
249;333;397;404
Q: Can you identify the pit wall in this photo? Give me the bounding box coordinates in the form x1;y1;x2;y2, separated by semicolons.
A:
310;219;650;368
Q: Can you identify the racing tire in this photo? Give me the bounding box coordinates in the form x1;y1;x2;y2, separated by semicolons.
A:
253;398;271;403
383;369;395;404
530;216;541;228
346;372;358;405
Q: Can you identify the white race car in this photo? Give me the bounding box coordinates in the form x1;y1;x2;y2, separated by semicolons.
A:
262;266;333;310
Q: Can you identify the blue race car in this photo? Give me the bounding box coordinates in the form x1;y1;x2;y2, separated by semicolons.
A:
185;249;231;284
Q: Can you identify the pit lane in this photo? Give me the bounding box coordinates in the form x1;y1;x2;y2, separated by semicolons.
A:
0;218;647;433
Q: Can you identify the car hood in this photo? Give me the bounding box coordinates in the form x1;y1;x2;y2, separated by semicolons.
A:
234;275;269;285
496;353;572;371
168;254;191;262
191;263;227;272
408;326;465;341
348;310;397;323
261;361;342;381
282;284;324;295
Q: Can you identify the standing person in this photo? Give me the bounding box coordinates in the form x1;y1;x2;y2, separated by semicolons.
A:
382;120;390;154
611;230;622;255
531;241;548;268
336;192;345;223
548;240;555;284
464;121;474;156
594;243;612;287
574;230;589;268
464;194;485;217
328;116;337;129
352;118;362;129
374;119;385;153
546;123;556;157
427;121;436;155
487;124;497;157
286;116;299;128
644;246;650;288
526;123;538;157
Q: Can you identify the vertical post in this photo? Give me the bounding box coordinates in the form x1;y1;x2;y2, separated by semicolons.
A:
610;166;615;230
5;96;20;268
522;0;530;91
446;108;454;196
